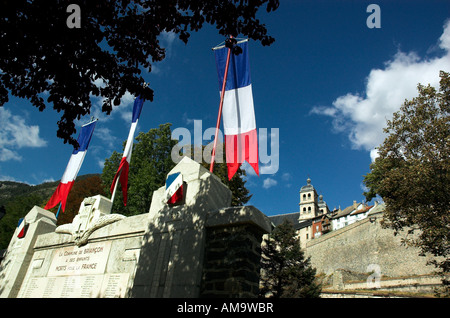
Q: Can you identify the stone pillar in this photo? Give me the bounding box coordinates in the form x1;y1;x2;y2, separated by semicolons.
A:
0;206;56;298
201;206;272;298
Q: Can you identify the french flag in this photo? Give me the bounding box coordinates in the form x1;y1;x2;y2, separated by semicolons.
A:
17;218;27;239
110;96;144;206
45;120;97;212
165;172;183;205
214;40;259;180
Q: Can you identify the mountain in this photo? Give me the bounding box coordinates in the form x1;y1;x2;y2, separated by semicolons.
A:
0;180;59;207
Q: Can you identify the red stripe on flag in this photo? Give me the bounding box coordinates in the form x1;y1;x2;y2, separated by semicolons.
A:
225;129;259;180
110;157;130;206
167;184;183;205
44;181;75;212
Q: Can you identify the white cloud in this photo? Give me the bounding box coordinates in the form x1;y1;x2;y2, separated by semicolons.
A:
311;20;450;161
0;148;17;162
94;127;117;149
0;107;47;161
160;31;177;56
87;90;136;125
182;112;197;125
148;31;178;74
282;172;291;181
263;177;277;189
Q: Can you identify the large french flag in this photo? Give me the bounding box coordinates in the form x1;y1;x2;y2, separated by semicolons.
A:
214;40;259;180
110;96;144;206
45;120;97;212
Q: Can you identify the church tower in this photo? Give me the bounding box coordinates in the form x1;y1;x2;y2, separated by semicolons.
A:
318;194;330;215
299;178;319;221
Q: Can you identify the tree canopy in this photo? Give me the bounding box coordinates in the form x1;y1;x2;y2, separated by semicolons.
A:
47;175;107;226
363;71;450;293
0;0;279;147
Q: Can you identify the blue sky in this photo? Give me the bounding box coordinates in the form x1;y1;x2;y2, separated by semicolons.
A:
1;0;449;217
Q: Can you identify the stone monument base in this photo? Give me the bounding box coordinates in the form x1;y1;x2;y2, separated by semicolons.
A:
1;157;271;298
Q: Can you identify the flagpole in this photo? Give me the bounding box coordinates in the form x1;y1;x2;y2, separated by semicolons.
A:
110;174;120;204
55;202;62;219
210;35;233;173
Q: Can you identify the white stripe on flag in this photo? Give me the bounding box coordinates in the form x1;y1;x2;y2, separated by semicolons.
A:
166;173;183;201
60;151;87;183
122;121;138;161
222;84;256;135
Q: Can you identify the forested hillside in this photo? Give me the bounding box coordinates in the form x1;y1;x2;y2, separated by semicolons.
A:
0;174;105;250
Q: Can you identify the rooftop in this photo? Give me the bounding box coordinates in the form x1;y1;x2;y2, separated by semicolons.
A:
300;177;315;193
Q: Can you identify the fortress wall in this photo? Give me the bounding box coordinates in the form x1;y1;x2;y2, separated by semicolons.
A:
305;211;437;278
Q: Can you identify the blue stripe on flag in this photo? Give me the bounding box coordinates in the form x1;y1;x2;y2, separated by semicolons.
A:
215;41;251;91
132;96;144;123
166;172;181;189
73;120;97;154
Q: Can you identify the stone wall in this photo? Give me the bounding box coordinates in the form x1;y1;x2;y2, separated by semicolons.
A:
305;209;437;279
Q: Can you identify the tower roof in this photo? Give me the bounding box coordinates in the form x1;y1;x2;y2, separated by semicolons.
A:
300;177;315;193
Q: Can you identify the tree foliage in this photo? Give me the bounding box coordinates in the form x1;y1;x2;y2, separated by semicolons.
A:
363;71;450;292
101;123;253;216
48;175;106;226
0;0;279;147
260;220;321;298
101;123;177;216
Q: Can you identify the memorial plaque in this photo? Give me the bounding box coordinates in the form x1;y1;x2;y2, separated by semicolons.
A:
48;241;111;276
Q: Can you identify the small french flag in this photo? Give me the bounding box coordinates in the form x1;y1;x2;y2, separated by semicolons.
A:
110;96;144;206
165;172;183;205
17;218;27;239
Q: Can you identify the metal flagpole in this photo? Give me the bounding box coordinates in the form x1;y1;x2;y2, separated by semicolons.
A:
110;174;120;204
55;202;62;219
210;36;234;173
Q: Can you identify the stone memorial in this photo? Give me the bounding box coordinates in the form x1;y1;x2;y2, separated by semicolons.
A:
0;156;271;298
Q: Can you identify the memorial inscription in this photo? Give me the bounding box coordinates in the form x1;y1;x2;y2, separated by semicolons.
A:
48;241;111;276
18;241;130;298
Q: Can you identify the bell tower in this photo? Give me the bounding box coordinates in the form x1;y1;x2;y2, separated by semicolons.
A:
299;178;319;221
